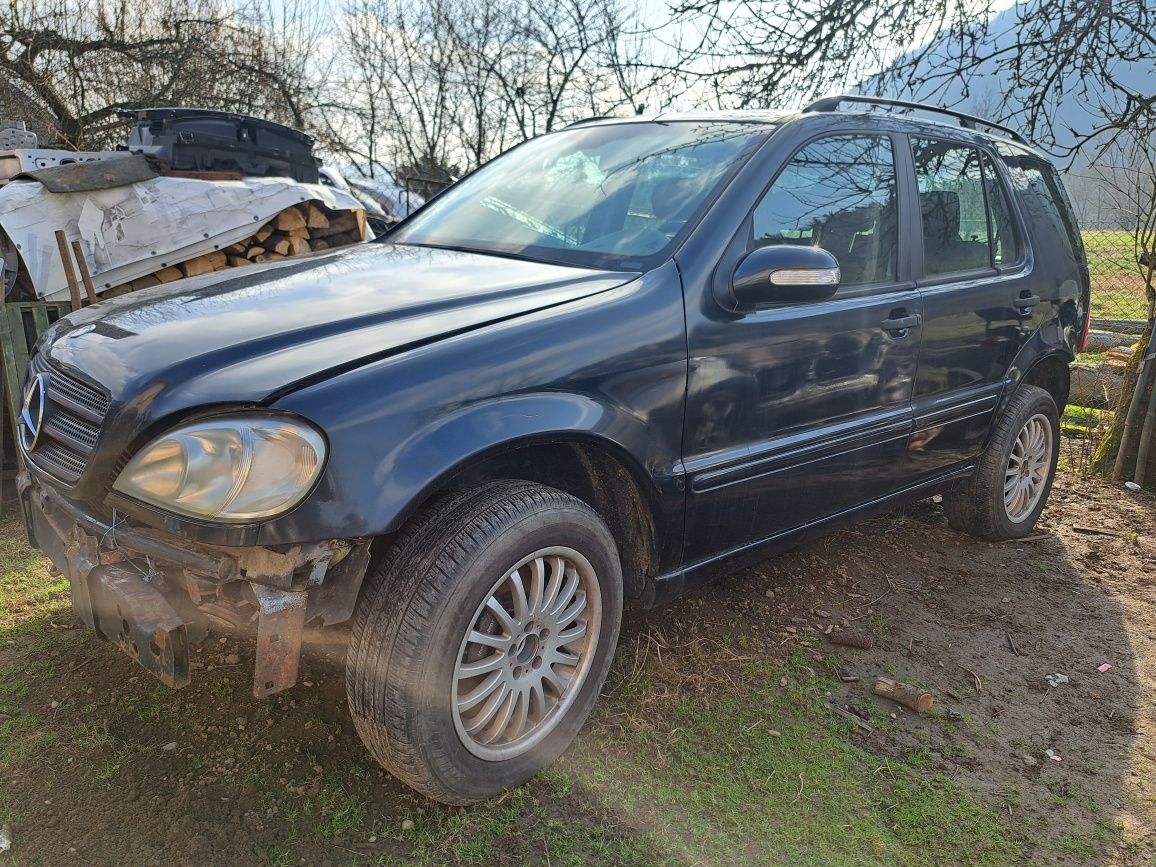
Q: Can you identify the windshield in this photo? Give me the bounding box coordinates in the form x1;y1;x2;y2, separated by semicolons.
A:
389;122;771;270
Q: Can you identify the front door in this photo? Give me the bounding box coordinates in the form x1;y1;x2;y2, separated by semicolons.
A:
681;132;921;564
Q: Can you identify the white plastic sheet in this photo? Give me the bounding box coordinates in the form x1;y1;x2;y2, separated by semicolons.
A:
0;175;366;301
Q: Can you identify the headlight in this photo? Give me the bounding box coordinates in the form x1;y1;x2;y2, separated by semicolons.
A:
114;414;326;522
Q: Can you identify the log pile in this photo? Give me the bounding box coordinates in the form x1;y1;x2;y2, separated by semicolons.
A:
104;202;365;296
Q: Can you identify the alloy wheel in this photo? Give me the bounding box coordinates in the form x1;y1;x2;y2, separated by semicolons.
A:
452;547;601;761
1004;412;1053;522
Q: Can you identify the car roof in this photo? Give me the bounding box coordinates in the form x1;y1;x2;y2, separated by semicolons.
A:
569;107;1044;158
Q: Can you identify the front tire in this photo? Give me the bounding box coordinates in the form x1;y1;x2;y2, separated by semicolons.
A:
943;384;1060;541
346;480;623;805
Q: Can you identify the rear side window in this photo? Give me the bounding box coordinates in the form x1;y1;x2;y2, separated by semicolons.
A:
980;153;1019;265
911;138;1019;275
751;135;899;286
1001;156;1086;265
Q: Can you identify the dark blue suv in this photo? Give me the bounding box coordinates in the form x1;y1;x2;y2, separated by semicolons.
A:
17;96;1089;803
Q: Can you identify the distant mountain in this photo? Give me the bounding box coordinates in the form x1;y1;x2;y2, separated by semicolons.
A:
863;4;1153;227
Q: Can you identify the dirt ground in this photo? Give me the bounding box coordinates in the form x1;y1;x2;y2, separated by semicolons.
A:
1;472;1154;865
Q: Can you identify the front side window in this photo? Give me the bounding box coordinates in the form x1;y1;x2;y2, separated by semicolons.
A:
912;138;1019;275
750;135;899;286
390;122;770;271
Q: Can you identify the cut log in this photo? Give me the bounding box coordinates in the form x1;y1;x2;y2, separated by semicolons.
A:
316;212;358;237
181;255;215;277
273;238;292;256
312;239;329;251
1070;363;1120;407
274;207;307;232
254;224;274;243
224;242;247;255
873;677;934;713
289;237;311;256
252;254;269;263
155;266;184;283
287;226;310;240
829;630;873;650
227;256;250;267
246;246;266;260
305;203;330;229
130;275;161;291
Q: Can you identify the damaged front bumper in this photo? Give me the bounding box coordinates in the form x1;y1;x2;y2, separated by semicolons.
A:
18;472;370;696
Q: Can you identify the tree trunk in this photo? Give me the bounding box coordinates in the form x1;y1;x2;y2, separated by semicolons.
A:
1093;319;1154;477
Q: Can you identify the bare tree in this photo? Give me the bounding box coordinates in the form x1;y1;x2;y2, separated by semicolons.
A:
336;0;460;181
672;0;1154;157
330;0;654;181
665;0;940;110
0;0;329;149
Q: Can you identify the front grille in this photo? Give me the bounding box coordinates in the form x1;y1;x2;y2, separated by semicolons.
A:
24;355;111;484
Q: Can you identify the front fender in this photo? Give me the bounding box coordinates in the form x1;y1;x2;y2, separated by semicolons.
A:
376;392;678;532
259;261;689;547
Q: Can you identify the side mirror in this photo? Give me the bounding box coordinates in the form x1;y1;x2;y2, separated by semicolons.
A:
731;245;841;307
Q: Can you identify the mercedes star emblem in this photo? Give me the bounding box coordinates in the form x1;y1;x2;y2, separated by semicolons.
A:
19;372;49;452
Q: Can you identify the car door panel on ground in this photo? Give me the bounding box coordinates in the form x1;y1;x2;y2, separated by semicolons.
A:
681;132;923;564
905;136;1049;478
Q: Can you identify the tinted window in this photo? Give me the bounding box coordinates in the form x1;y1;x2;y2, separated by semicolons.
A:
1002;156;1086;265
980;153;1019;265
911;139;996;275
751;135;898;286
391;122;769;271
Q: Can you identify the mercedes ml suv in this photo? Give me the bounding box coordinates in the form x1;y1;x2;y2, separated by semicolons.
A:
16;96;1089;804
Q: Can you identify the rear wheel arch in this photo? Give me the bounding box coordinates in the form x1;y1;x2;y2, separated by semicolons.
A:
1020;354;1072;412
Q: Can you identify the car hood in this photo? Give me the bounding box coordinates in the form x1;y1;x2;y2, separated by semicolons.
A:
41;243;637;410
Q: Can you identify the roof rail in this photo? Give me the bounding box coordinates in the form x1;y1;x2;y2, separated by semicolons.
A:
802;94;1030;145
565;116;619;128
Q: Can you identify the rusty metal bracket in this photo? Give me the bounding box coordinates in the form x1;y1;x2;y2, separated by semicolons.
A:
92;566;191;688
251;583;308;698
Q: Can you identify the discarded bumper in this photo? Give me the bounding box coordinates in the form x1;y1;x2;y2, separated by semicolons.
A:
18;472;368;696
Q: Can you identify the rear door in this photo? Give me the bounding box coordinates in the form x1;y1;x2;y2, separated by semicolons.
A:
907;136;1042;477
680;131;922;563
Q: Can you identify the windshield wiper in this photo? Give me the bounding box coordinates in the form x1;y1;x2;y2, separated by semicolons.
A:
395;241;589;269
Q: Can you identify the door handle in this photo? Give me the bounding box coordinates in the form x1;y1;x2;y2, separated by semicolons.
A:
1017;293;1042;311
881;312;922;334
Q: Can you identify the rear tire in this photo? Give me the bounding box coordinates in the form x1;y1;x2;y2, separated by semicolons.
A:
943;384;1060;541
346;480;623;805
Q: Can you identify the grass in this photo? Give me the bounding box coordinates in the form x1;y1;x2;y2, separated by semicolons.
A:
0;510;1103;865
532;650;1023;867
0;510;74;771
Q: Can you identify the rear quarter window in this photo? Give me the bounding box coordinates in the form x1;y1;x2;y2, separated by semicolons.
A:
998;151;1086;267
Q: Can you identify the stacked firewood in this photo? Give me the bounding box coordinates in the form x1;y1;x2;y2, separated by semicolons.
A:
105;202;364;295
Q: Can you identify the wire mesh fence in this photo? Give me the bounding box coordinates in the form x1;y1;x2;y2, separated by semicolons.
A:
1062;224;1153;473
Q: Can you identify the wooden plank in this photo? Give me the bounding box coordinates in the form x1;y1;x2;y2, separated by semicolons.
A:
30;305;51;338
69;240;99;304
53;230;82;311
0;301;74;468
